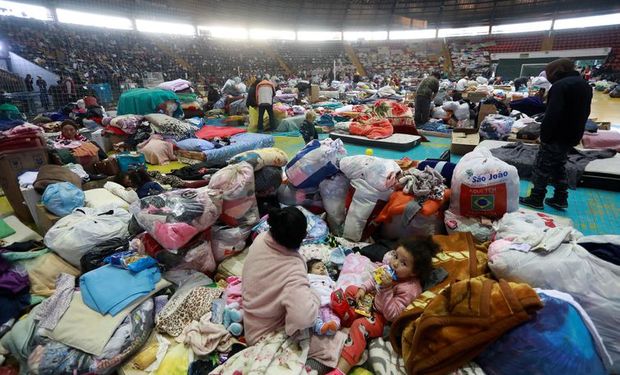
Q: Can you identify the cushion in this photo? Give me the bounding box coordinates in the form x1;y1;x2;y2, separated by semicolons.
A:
19;253;80;297
176;138;214;152
84;188;129;209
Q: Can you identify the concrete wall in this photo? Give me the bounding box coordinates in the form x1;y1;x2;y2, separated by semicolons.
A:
8;52;59;87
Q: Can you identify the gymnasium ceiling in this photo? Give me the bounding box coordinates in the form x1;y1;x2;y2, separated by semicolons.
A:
34;0;620;29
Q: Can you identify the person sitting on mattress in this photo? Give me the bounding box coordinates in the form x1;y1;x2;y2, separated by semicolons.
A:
55;119;107;163
242;206;347;370
519;58;593;210
325;236;438;375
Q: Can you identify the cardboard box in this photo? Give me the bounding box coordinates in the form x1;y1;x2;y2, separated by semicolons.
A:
35;203;60;234
0;147;48;222
451;132;480;155
477;103;497;127
310;84;320;103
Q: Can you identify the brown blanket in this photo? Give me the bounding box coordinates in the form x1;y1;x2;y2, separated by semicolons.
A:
393;276;542;375
33;164;82;193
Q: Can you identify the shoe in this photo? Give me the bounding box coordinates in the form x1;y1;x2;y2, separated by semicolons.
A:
519;196;544;210
545;197;568;210
320;320;338;336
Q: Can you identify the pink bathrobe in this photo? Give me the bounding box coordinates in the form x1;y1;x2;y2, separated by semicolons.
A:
242;232;347;367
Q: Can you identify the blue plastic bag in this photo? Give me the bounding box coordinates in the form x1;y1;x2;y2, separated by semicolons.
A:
42;182;85;217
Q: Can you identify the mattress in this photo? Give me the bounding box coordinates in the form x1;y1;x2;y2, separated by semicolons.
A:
202;133;274;165
476;140;620;191
329;133;422;151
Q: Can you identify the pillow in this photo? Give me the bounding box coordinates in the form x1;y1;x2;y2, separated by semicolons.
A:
85;188;131;210
176;138;214;152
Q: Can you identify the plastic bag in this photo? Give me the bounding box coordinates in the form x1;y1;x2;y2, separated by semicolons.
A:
207;161;259;227
211;225;251;263
444;209;495;242
454;103;470;120
319;173;349;235
44;207;132;266
42;182;85;217
129;188;222;250
339;155;400;192
285;138;346;189
252;206;328;245
343;179;392;242
449;148;519;219
479;114;514;140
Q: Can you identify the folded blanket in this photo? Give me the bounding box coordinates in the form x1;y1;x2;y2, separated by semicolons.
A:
80;265;161;316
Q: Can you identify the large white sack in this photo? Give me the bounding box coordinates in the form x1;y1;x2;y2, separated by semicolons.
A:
343;179;392;242
450;148;519;219
488;237;620;372
44;207;131;267
339;155;400;192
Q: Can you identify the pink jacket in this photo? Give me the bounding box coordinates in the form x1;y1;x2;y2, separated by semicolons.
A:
362;277;422;322
242;232;346;367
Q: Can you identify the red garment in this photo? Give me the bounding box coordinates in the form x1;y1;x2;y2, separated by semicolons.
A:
195;125;246;140
349;119;393;139
339;285;387;366
103;125;128;135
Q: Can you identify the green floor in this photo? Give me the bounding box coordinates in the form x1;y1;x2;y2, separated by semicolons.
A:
273;134;620;236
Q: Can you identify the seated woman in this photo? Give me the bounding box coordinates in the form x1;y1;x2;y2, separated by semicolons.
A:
242;206;346;369
54;120;108;160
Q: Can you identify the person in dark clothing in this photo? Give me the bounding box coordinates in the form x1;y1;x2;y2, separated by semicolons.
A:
36;76;49;110
509;88;546;116
519;58;593;210
513;76;529;91
24;74;34;91
300;110;318;143
414;71;440;126
206;85;220;110
246;79;259;108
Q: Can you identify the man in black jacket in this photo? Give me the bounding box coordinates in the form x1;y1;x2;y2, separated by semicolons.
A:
520;59;593;210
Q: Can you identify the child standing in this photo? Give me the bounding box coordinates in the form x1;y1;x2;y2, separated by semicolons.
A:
307;259;341;336
327;236;439;375
300;110;318;144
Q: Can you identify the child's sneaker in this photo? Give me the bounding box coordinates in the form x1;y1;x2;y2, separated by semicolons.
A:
320;320;338;336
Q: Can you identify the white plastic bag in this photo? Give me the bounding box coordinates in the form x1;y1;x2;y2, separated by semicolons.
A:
450;148;519;219
319;173;349;235
340;155;400;192
211;225;251;263
44;207;132;267
343;179;392;242
444;209;495;242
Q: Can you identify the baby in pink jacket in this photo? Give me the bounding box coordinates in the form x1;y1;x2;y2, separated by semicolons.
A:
327;236;440;375
307;259;340;335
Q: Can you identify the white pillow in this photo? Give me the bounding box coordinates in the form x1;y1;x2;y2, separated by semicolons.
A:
104;181;139;204
84;188;130;210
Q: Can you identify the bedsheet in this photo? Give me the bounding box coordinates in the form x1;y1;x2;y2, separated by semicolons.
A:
195;125;246;140
202;133;274;165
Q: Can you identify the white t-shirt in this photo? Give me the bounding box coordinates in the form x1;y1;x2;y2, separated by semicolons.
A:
257;84;274;105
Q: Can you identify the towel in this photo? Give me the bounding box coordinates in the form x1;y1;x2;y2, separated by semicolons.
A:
0;218;16;239
80;265;161;316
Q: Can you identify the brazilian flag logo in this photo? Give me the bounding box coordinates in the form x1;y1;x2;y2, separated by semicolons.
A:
472;195;495;211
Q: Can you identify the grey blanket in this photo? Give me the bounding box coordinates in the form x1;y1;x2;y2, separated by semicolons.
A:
490;142;617;189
